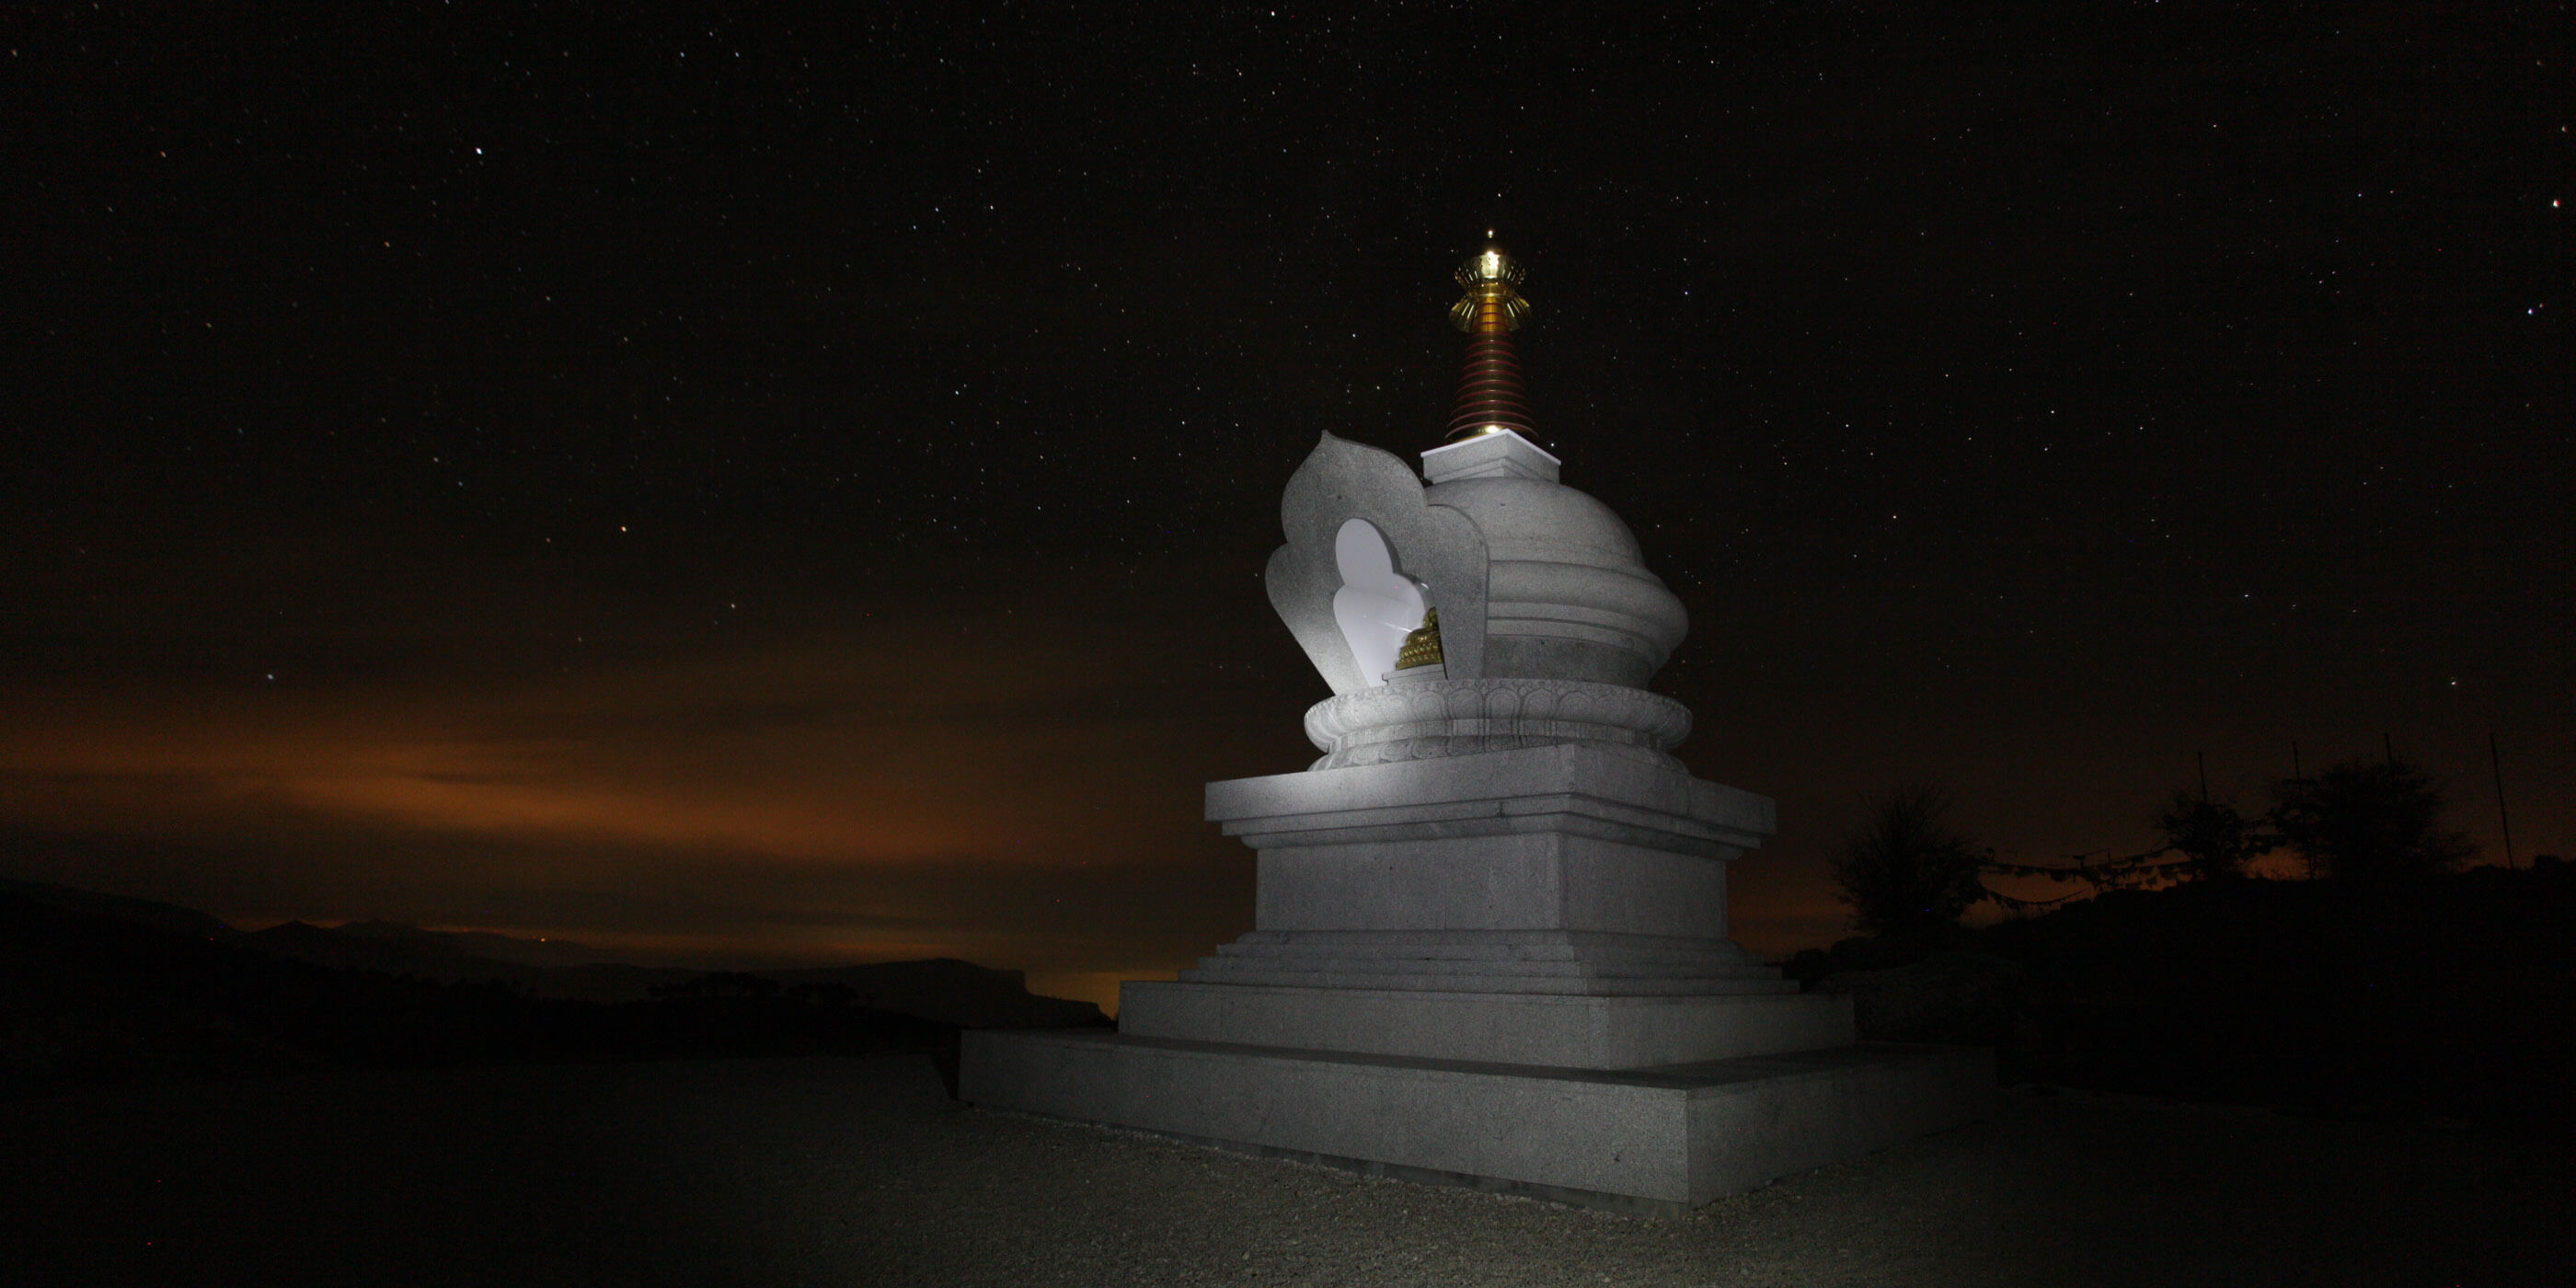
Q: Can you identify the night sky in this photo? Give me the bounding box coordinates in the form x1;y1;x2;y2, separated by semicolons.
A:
6;3;2564;1006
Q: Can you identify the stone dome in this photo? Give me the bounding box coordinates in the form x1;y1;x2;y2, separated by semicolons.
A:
1423;476;1689;688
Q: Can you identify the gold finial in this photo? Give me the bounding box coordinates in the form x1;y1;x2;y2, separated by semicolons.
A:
1443;234;1537;443
1448;236;1531;333
1394;607;1445;670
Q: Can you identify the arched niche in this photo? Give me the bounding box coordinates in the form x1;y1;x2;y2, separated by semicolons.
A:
1262;431;1489;696
1329;519;1427;686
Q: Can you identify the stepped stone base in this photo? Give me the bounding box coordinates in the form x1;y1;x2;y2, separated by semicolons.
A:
1121;983;1848;1069
961;746;1985;1211
1183;929;1788;995
960;1029;1995;1215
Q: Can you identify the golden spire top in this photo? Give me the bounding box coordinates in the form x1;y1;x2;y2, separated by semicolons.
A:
1447;233;1531;334
1443;233;1537;443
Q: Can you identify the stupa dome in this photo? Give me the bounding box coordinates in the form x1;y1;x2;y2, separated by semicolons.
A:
1426;474;1688;688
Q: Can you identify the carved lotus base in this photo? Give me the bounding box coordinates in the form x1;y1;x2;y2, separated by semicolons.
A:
1303;677;1692;770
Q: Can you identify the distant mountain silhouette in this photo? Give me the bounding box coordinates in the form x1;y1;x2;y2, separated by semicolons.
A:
328;919;622;969
5;879;1109;1034
0;876;236;939
771;960;1105;1029
0;881;1119;1100
241;919;574;983
236;926;1104;1028
225;919;696;1002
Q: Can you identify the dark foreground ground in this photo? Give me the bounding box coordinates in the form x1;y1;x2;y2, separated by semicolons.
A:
3;1054;2565;1288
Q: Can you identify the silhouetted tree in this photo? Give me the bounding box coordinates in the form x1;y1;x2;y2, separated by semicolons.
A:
1833;786;1994;936
2271;756;2476;883
2149;791;2278;882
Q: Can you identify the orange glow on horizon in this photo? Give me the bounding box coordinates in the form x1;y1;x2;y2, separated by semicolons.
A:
0;616;1196;868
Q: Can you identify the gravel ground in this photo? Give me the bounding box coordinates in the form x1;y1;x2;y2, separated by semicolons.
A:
4;1054;2564;1287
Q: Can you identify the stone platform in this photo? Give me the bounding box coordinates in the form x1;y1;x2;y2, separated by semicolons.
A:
959;738;1997;1211
1117;981;1850;1069
960;1029;1995;1216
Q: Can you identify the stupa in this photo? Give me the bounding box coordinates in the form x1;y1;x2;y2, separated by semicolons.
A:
961;236;1991;1213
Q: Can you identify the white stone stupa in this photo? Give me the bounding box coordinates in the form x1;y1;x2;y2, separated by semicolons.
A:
961;236;1991;1213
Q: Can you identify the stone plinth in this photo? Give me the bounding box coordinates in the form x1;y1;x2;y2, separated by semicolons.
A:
1116;983;1848;1068
1138;741;1860;1072
1208;742;1765;942
962;741;1993;1211
960;1031;1994;1217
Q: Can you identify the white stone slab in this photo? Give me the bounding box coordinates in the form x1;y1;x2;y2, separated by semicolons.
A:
960;1029;1994;1214
1207;742;1777;849
1184;928;1782;996
1420;429;1560;484
1117;982;1846;1067
1247;830;1738;936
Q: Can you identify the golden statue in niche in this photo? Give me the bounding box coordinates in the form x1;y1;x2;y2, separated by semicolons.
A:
1394;607;1444;671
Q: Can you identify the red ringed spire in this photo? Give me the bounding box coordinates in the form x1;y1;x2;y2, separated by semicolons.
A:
1443;232;1537;444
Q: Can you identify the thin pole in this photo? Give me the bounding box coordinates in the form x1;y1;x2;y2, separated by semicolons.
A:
2383;732;2397;768
2291;741;2303;780
2490;730;2516;869
2197;751;2210;802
